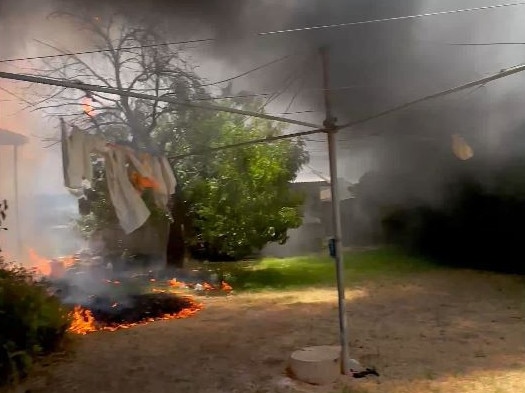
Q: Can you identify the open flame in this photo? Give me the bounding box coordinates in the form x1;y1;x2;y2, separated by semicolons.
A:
28;248;51;276
67;298;204;335
23;251;225;335
82;97;95;117
130;171;160;192
221;281;233;292
27;250;77;279
68;306;97;335
168;278;187;288
59;255;76;269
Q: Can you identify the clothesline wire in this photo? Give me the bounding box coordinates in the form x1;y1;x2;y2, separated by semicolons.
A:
199;53;296;87
256;53;313;113
283;59;314;114
168;60;525;160
166;128;325;161
5;48;525;160
0;70;322;129
0;1;522;64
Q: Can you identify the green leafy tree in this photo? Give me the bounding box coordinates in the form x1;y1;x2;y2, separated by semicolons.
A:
165;104;308;259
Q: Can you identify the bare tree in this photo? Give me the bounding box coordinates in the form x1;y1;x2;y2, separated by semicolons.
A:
28;12;209;151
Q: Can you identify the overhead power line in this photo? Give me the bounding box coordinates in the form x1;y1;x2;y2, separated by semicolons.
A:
0;71;322;129
0;2;523;64
0;38;215;64
259;2;525;35
449;42;525;46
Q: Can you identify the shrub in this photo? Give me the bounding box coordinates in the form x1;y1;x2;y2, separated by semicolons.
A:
0;199;71;386
0;257;71;386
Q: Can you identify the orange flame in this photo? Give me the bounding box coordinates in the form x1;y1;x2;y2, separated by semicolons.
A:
59;255;76;269
168;278;187;288
67;298;204;335
28;248;51;276
130;172;160;192
68;306;97;335
82;97;94;117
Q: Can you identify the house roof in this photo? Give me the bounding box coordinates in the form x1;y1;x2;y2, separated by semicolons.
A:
320;179;354;202
0;129;29;146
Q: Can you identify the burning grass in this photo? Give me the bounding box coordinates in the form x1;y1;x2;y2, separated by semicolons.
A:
20;249;233;335
21;265;525;393
68;293;204;335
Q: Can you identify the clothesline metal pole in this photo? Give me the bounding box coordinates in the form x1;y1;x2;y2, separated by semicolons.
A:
320;46;350;375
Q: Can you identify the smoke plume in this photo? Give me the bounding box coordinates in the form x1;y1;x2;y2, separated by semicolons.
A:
2;0;525;258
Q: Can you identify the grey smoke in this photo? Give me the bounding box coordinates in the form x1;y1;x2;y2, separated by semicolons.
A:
2;0;525;257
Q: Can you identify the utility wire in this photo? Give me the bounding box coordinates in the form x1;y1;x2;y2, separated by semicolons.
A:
259;1;525;36
449;42;525;46
0;38;215;64
1;2;523;64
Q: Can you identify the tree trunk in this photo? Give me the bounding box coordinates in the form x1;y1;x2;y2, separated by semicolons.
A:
166;182;187;268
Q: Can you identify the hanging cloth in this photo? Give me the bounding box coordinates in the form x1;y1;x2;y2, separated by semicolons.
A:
61;124;177;234
61;124;105;189
104;147;151;234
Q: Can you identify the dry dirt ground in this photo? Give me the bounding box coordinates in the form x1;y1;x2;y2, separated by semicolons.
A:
19;269;525;393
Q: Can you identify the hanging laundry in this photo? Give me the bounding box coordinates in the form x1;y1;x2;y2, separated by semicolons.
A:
151;155;176;209
104;147;151;234
62;125;105;188
126;151;158;191
61;123;177;234
126;149;176;209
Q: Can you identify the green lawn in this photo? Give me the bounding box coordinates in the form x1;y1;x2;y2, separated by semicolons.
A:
206;247;437;291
